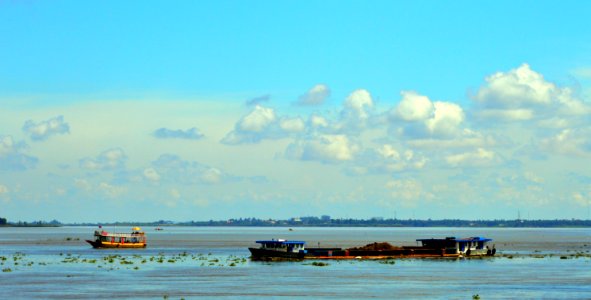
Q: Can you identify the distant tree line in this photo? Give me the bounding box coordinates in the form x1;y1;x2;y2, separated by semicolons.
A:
0;218;61;227
2;216;591;227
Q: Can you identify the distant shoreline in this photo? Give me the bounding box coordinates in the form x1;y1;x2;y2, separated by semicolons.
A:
3;218;591;228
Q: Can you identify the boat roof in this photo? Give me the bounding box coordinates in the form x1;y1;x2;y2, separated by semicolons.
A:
255;240;306;245
416;236;492;242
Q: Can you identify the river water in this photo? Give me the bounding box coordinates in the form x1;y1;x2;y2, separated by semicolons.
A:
1;226;590;299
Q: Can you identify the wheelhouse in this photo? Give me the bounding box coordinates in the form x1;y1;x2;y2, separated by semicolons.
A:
255;239;306;253
416;236;494;256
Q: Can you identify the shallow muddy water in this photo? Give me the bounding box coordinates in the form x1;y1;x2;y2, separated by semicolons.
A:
1;226;590;299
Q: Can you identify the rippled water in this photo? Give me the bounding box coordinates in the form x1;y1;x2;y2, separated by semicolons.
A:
1;226;590;299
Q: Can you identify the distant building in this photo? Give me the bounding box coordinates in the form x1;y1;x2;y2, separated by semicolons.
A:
321;215;331;221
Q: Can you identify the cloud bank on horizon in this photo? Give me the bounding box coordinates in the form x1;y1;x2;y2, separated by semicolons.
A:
1;64;590;222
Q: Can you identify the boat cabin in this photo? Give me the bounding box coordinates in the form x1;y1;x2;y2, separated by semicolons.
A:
255;239;306;253
416;236;494;256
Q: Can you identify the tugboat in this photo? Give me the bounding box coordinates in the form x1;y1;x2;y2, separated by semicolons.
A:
249;239;307;260
86;227;147;248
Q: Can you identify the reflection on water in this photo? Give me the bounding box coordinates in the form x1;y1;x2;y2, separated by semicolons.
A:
1;226;590;299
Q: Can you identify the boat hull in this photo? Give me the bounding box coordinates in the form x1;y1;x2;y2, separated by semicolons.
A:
248;247;305;260
86;240;146;249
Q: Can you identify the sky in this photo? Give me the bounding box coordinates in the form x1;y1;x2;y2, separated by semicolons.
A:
1;1;591;223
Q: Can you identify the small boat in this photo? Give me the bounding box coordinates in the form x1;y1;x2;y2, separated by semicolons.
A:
86;227;147;249
249;239;307;260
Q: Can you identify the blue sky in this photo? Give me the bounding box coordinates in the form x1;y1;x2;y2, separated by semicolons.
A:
1;1;591;222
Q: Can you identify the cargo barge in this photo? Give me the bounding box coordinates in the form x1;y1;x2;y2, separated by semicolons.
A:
249;237;496;260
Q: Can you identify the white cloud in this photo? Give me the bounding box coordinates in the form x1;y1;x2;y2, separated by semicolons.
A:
352;144;427;174
0;135;38;171
201;167;222;184
309;115;329;128
344;89;373;119
407;131;496;149
279;117;305;133
239;105;276;132
425;101;464;137
143;167;161;182
445;148;499;168
151;154;239;185
22;115;70;141
392;91;434;121
0;184;8;194
153;127;204;140
286;134;358;163
388;91;466;139
573;190;591;207
475;63;554;107
540;128;591;157
79;148;127;171
222;105;307;144
337;89;374;133
475;109;534;121
474;63;590;120
297;84;331;105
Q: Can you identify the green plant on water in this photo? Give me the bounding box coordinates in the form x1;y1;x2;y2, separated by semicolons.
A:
133;266;139;270
167;259;175;263
2;268;12;272
311;262;329;267
472;294;481;300
229;263;236;267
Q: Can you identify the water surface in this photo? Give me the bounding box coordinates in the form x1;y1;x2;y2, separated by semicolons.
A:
1;226;590;299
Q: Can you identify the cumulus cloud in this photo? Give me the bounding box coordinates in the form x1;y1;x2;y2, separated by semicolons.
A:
0;184;8;194
0;135;38;171
286;134;359;163
22;115;69;141
473;63;590;121
222;105;305;144
540;128;591;157
143;167;161;182
336;89;374;133
445;148;500;168
425;101;465;137
79;148;127;171
389;91;466;139
151;154;238;185
392;91;434;121
349;144;427;175
297;84;331;106
573;190;591;207
309;115;329;128
153;127;204;140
